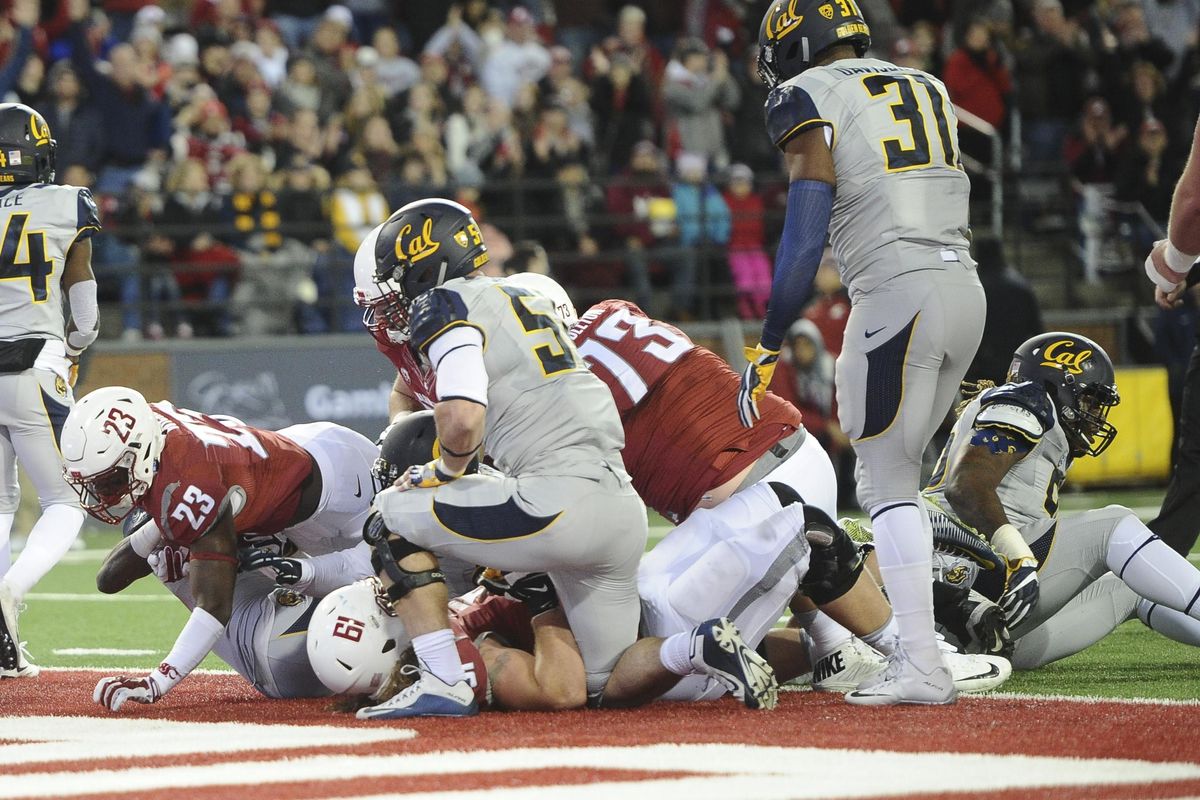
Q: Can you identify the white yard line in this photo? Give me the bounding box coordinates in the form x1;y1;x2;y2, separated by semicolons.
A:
26;593;175;602
51;648;159;657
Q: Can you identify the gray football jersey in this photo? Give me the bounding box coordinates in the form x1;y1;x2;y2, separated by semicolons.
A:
0;182;100;341
409;275;628;479
924;383;1071;532
767;58;973;295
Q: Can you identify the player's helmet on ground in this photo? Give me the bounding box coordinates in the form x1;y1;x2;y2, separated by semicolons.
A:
0;103;56;185
504;272;578;326
1008;332;1120;458
307;578;407;696
355;199;489;343
757;0;872;87
60;387;165;524
373;410;478;485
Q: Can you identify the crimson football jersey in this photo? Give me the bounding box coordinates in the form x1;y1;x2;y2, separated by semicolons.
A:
140;403;315;546
372;330;437;409
570;300;803;522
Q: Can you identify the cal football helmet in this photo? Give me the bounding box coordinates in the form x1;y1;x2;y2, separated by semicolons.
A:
306;579;408;696
504;272;578;326
757;0;872;87
353;199;488;344
60;387;165;524
373;410;478;485
1007;332;1120;458
0;103;55;185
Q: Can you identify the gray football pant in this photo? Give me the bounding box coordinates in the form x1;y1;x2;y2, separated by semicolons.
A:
836;267;985;511
375;463;648;698
0;368;75;512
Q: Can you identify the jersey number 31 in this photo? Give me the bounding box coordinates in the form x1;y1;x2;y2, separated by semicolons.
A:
863;74;959;173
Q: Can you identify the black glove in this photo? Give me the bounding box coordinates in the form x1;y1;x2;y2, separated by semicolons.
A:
999;561;1040;629
476;569;559;616
240;546;303;586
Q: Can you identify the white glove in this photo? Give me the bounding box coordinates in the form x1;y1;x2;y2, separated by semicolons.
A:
93;671;168;712
147;544;189;583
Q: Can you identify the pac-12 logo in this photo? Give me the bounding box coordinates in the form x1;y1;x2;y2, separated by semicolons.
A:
332;616;365;642
102;408;138;442
1040;340;1093;375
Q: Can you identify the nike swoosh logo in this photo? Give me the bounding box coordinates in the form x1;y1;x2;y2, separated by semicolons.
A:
354;477;362;498
865;327;886;339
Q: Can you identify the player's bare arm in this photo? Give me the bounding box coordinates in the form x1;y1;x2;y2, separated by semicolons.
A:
188;507;239;625
943;443;1024;539
481;607;586;711
95;537;151;594
388;374;422;421
433;399;484;476
1148;118;1200;307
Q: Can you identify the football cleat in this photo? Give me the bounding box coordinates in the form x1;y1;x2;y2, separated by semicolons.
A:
356;668;479;719
0;580;36;678
690;617;778;710
844;641;956;706
810;637;888;692
941;650;1011;694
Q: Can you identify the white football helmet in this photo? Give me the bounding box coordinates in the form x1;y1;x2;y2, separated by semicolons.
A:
352;222;410;344
307;578;410;696
61;386;164;525
504;271;578;326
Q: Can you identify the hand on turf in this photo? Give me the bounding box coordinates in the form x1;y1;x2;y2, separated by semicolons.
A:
999;560;1040;629
147;544;189;583
239;546;303;587
93;673;163;712
737;344;780;427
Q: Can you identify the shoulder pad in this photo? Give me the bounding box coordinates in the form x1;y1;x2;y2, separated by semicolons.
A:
976;382;1055;441
410;287;471;354
765;83;830;150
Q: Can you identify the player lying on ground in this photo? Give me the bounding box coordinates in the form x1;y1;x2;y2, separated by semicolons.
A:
348;199;775;718
60;389;378;711
917;332;1200;667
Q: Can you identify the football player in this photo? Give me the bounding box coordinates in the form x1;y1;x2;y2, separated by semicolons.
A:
59;388;379;711
352;199;776;718
0;103;102;679
739;0;985;704
922;333;1200;668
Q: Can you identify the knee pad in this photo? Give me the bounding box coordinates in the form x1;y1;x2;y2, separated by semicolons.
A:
365;515;445;602
800;504;865;605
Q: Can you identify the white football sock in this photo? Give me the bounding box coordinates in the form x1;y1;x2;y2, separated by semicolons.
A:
1107;515;1200;619
793;609;852;655
3;504;85;601
0;512;14;577
411;628;467;686
660;631;694;676
870;501;942;669
860;613;899;655
1138;598;1200;647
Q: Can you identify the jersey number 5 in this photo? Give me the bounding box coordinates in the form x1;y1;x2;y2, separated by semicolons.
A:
500;285;577;376
0;212;53;302
863;74;958;172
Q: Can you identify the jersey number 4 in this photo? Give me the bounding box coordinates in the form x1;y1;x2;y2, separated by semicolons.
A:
0;212;53;302
863;74;958;172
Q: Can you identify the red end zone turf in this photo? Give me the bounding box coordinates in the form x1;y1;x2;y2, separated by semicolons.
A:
2;670;1199;800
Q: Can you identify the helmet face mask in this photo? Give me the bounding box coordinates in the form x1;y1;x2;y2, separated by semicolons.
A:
68;455;145;525
1007;332;1120;459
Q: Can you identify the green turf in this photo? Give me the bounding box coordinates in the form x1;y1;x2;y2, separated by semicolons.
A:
12;489;1200;699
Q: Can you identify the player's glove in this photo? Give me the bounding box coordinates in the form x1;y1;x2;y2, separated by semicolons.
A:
239;546;304;587
476;569;559;616
403;459;463;489
999;559;1040;629
737;343;780;427
93;673;165;712
147;544;190;583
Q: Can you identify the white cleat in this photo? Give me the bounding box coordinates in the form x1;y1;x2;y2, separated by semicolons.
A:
811;638;888;693
0;580;36;679
356;669;478;720
844;641;957;706
941;651;1011;694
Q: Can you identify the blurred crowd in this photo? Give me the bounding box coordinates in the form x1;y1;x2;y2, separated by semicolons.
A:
0;0;1196;339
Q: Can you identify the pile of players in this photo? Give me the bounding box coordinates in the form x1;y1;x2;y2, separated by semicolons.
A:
5;0;1200;717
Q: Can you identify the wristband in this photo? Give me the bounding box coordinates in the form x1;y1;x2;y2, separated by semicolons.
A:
1165;241;1200;274
990;523;1036;566
434;457;466;481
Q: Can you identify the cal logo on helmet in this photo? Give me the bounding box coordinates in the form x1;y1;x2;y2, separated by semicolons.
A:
29;114;50;145
1039;339;1093;376
765;0;804;41
395;217;440;264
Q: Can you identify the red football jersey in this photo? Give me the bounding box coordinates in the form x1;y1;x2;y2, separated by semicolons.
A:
570;300;803;522
140;403;315;546
373;330;437;409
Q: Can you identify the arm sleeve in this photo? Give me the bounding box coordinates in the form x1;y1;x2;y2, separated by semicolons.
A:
428;325;488;405
75;188;101;240
759;180;834;352
68;280;98;334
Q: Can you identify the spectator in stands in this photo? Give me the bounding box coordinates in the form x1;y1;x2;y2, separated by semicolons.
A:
1066;96;1128;185
1114;60;1171;134
222;153;282;253
307;10;355;120
176;98;248;193
607;140;677;314
526;104;590;216
352;113;403;193
942;18;1012;165
253;20;290;89
1115;117;1175;257
10;51;43;108
804;246;850;358
722;163;771;320
1014;0;1093;164
662;38;740;170
277;54;322;114
0;0;36;101
1140;0;1200;75
1105;1;1175;77
390;80;445;144
423;4;484;76
504;241;551;277
158;158;239;337
68;0;172;194
370;26;420;97
779;318;840;454
965;236;1044;384
70;162;143;341
613;5;665;93
42;62;105;174
481;7;550;107
671;152;729;319
589;51;652;174
728;46;777;172
322;165;388;331
269;0;331;50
